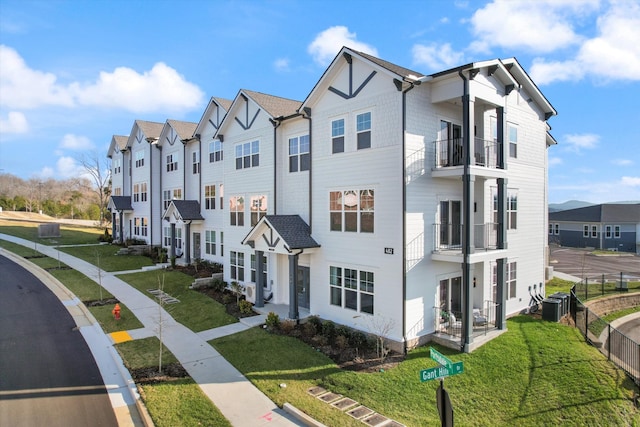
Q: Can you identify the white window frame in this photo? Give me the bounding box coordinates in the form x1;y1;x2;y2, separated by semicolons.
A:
205;185;216;210
329;265;374;315
235;140;259;170
250;253;268;284
250;195;267;226
209;140;223;163
230;251;244;281
591;225;598;238
605;225;612;239
205;230;216;255
614;225;621;238
288;134;310;172
166;153;178;172
331;118;345;154
230;196;244;226
554;223;559;235
356;111;371;150
583;225;589;238
329;189;374;233
507;261;517;299
507;123;518;158
135;150;144;167
192;151;200;174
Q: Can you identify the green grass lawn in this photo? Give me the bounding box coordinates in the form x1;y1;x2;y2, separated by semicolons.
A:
117;270;238;332
0;220;103;245
116;338;231;427
59;244;155;272
212;318;640;427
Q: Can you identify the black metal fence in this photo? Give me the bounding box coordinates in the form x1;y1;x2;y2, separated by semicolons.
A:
571;272;640;301
569;285;639;386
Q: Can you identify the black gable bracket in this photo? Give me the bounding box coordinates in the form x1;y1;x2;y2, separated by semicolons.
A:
393;79;403;91
488;65;498;76
469;68;480;80
343;52;352;64
545;112;554;120
505;84;515;95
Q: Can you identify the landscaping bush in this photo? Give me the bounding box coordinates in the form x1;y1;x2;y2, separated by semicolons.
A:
210;279;225;293
279;320;297;334
321;320;336;342
238;300;253;315
265;312;280;330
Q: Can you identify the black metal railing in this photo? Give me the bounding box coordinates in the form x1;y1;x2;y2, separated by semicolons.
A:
434;301;500;339
433;138;501;169
474;222;499;250
571;272;640;301
570;285;639;386
433;223;499;251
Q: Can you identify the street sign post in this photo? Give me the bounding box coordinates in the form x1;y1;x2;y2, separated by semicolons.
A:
422;347;463;426
420;361;463;382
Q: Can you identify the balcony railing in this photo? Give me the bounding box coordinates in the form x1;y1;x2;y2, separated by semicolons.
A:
434;138;501;169
434;301;499;338
433;223;499;251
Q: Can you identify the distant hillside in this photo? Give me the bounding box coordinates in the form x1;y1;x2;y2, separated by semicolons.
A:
549;200;640;212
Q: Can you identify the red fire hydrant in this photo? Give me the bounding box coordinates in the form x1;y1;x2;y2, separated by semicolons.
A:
112;303;121;320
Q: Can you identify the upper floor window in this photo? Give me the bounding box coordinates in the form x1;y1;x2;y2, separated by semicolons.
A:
332;119;345;154
205;185;216;210
554;223;559;235
133;182;147;203
230;196;245;226
163;189;182;209
235;141;259;169
508;124;518;158
135;150;145;168
113;187;122;196
507;193;517;230
289;135;310;172
614;225;621;238
356;112;371;149
583;225;590;238
192;151;200;174
250;195;267;226
591;225;598;238
330;189;374;233
166;154;178;172
205;230;216;255
113;158;121;174
209;140;223;163
605;225;612;238
220;184;224;209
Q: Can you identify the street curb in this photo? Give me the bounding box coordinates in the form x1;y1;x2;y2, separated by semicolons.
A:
283;403;328;427
0;246;153;427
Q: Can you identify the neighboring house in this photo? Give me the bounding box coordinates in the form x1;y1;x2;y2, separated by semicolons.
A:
549;204;640;253
108;47;556;353
107;135;129;242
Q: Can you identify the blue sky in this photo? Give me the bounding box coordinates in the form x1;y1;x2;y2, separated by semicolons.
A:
0;0;639;204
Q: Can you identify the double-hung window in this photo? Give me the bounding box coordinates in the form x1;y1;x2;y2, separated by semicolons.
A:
507;192;517;230
330;189;374;233
331;119;345;154
591;225;598;238
250;253;267;284
507;262;517;299
289;135;310;172
583;225;589;237
209;140;223;163
133;184;140;202
250;195;267;226
356;112;371;149
614;225;621;238
192;151;200;174
166;154;178;172
230;196;244;226
508;123;518;158
329;266;374;314
554;223;559;235
230;251;244;281
205;230;216;255
205;185;215;210
605;225;612;238
135;150;144;167
235;141;259;169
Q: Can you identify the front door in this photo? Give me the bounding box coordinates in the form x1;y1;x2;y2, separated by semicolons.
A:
193;232;201;260
440;200;462;248
440;276;462;314
297;266;310;309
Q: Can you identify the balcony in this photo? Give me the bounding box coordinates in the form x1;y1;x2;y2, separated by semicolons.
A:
432;138;506;180
432;223;506;263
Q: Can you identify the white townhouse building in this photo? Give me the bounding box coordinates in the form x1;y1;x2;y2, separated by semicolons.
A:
108;47;556;353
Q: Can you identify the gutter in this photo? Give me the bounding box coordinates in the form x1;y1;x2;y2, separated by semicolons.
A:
270;118;282;215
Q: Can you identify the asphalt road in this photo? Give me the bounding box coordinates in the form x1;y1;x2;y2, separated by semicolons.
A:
549;246;640;280
0;254;118;427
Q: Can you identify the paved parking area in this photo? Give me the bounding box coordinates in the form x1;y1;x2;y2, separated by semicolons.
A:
549;246;640;280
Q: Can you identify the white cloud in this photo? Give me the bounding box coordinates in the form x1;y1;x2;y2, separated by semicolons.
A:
0;45;204;113
70;63;204;114
0;45;74;108
37;156;85;180
308;26;378;66
548;157;563;167
468;0;595;54
0;111;28;134
621;176;640;187
412;43;465;71
273;58;290;72
611;159;633;166
530;2;640;84
60;134;94;151
563;133;599;152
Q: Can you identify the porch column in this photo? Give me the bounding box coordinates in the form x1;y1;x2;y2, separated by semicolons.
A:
111;212;117;241
255;250;265;308
496;258;507;330
462;91;474;352
288;254;299;320
185;222;191;264
496;106;505;170
170;223;176;260
119;211;125;243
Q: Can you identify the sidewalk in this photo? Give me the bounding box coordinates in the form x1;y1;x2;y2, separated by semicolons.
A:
0;234;307;427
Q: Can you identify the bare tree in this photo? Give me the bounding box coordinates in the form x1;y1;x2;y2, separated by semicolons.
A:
78;152;111;225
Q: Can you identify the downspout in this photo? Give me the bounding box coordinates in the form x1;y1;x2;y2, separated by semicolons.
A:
196;134;202;207
153;141;162;247
270;118;282;215
302;108;312;229
400;79;415;354
182;139;187;199
458;69;472;352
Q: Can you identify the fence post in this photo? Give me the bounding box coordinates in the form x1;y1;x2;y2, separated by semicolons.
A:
607;324;611;361
601;274;605;296
619;272;623;290
585;277;589;301
584;308;589;342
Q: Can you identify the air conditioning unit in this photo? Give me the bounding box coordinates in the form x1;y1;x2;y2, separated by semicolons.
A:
245;283;256;304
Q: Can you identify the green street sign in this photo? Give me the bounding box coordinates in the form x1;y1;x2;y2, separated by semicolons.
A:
420;361;464;382
430;347;453;369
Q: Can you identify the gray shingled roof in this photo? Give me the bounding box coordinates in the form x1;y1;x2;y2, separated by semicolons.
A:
171;200;204;221
549;204;640;222
109;196;132;211
242;90;302;119
113;135;128;151
213;97;233;112
167;120;198;140
264;215;320;249
135;120;164;139
353;49;425;79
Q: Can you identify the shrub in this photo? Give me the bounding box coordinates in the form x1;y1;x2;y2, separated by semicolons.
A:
306;316;322;332
222;293;233;305
335;334;349;351
311;334;328;347
349;331;368;349
238;300;253;315
265;312;280;330
210;279;225;293
336;325;351;340
301;322;318;338
321;320;336;341
280;320;297;334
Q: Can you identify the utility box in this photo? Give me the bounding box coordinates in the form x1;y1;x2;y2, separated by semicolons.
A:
542;298;562;322
549;292;569;316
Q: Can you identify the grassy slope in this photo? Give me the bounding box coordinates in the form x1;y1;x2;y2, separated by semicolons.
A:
213;318;639;427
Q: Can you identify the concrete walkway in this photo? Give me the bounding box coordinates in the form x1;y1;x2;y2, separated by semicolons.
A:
0;235;306;427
